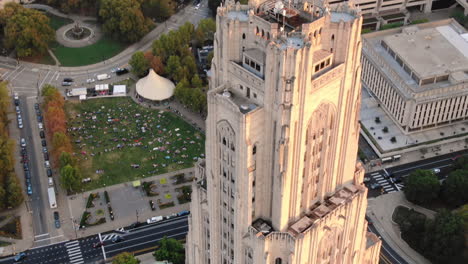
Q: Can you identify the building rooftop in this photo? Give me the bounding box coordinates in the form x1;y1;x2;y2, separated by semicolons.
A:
383;23;468;80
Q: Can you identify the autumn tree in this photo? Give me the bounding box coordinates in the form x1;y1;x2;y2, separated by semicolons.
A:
5;173;23;208
144;51;164;75
0;3;55;57
99;0;151;43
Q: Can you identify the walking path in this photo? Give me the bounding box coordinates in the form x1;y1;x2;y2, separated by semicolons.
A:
367;192;434;264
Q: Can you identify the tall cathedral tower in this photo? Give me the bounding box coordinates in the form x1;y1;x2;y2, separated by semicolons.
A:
186;0;381;263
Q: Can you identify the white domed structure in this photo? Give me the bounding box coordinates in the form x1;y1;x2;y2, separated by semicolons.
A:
136;69;175;101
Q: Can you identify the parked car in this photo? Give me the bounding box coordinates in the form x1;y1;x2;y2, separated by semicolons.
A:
433;168;441;174
86;78;96;84
54;211;60;228
25;171;31;179
41;139;47;147
38;122;43;130
34;103;39;110
37;115;43;122
63;78;73;82
393;176;403;183
370;183;381;190
40;131;45;138
18;120;23;129
147;216;163;224
45;160;50;168
13;92;19;100
42;147;48;153
177;210;190;217
13;252;26;262
14;99;19;106
111;236;124;243
44;152;49;161
62;81;72;86
15;106;20;114
23;163;29;171
27;185;32;195
116;68;129;75
48;177;53;186
20;138;26;147
21;147;27;155
46;169;52;177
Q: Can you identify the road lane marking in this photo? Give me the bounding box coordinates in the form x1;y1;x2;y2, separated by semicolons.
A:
39;70;51;88
105;231;187;254
99;233;107;260
35;233;49;237
10;66;25;82
390;158;452;174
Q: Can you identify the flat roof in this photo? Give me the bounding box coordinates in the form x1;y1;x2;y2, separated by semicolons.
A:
383;23;468;80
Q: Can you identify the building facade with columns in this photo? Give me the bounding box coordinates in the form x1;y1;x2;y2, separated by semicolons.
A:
361;19;468;133
186;1;381;264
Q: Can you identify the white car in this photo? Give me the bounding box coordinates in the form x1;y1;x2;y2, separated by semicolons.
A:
15;106;20;114
18;120;23;129
432;168;441;174
45;160;50;168
195;3;201;9
146;216;163;224
38;122;43;130
48;177;53;186
86;78;95;84
13;92;19;100
20;138;26;147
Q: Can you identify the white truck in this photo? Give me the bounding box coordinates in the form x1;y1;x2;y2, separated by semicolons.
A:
48;187;57;209
97;74;111;81
147;216;163;224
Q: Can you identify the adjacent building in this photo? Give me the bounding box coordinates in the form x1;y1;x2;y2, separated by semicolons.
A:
186;1;381;264
361;19;468;133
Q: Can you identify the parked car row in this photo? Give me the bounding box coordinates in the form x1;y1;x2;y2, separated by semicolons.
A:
14;93;23;129
20;138;32;196
35;103;53;186
146;210;190;224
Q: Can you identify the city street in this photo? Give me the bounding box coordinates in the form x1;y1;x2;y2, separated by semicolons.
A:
365;149;468;198
0;216;188;264
367;222;408;264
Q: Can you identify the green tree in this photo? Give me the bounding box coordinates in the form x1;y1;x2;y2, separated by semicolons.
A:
441;169;468;207
194;18;216;45
153;236;185;264
191;74;203;88
5;173;23;208
404;169;440;205
60;164;81;193
41;84;59;98
0;185;6;209
0;3;55;57
166;55;181;80
99;0;151;43
141;0;174;22
112;252;140;264
181;55;197;77
422;210;465;263
174;78;190;103
59;151;73;168
129;51;150;77
454;156;468;170
206;51;214;67
208;0;221;17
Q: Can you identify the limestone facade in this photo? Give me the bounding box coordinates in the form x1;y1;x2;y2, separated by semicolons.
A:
186;1;381;263
361;19;468;133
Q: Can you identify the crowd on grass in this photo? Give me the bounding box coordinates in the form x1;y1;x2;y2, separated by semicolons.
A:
68;97;205;181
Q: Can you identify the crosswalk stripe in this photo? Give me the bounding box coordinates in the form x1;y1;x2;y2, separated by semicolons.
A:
386;190;396;193
68;250;81;256
70;258;84;263
377;179;387;184
374;176;384;180
70;254;83;259
370;172;380;176
383;187;394;191
65;241;79;247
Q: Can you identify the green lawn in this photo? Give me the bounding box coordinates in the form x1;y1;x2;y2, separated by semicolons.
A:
45;12;73;31
66;97;205;191
51;37;126;67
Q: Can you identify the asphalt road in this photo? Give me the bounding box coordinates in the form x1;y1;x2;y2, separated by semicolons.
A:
17;95;50;244
365;149;468;198
0;216;188;264
367;223;408;264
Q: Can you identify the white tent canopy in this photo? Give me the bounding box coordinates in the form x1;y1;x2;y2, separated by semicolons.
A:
113;85;126;95
136;69;175;101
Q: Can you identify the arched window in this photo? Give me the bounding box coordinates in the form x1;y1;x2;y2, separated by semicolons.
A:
331;34;335;41
256;26;259;35
252;145;257;155
242;33;246;40
267;32;270;40
223;137;227;145
261;29;265;37
275;258;282;264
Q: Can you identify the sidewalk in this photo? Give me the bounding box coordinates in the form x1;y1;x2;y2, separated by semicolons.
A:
366;192;434;264
64;168;194;239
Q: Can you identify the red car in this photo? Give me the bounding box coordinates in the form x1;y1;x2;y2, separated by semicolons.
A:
92;241;104;248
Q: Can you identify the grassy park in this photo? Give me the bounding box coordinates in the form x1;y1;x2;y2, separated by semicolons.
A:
45;12;73;30
51;37;126;66
66;97;205;191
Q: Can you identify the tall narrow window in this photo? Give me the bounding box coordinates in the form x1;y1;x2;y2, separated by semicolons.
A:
275;258;282;264
252;145;257;155
247;87;251;98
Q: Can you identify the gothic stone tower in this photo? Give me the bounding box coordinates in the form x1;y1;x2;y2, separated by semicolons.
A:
186;1;381;263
